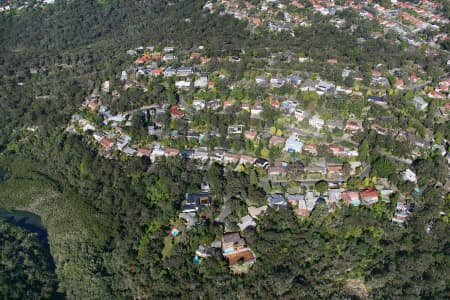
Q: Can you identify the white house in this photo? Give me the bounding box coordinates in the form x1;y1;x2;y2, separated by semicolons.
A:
411;96;428;111
309;115;324;129
295;109;307;121
402;169;417;182
192;99;206;110
284;134;304;153
251;105;263;118
175;81;191;88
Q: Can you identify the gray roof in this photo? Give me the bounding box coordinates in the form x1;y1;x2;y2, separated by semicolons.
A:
222;232;241;244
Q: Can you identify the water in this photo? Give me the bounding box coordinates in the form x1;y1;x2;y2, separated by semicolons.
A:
0;209;47;240
0;168;7;183
0;209;55;270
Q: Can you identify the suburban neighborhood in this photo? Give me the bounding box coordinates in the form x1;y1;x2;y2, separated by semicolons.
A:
64;39;449;271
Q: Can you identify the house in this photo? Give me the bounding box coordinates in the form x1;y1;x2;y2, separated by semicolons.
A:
294;109;307;121
345;120;363;132
163;53;174;61
409;74;419;83
223;152;241;165
392;201;410;225
255;158;269;169
223;100;234;108
327;164;343;177
170;105;184;119
328;188;341;204
326;119;343;130
306;163;327;177
316;81;335;95
270;98;281;109
344;148;358;157
240;155;257;165
286;194;304;207
341;190;360;206
411;96;428;111
237;215;256;232
151;53;162;61
368;95;387;105
177;66;194;77
148;123;163;136
175;81;191;89
194;75;208;88
93;131;105;142
222;233;246;254
284;134;304;153
309;115;324;130
192;150;209;161
300;79;316;92
78;118;96;132
244;130;258;140
251;105;263;118
210;149;225;162
329;145;345;156
428;90;445;99
201;57;211;64
381;188;394;202
165;148;179;157
99;137;114;151
268;194;287;207
190;52;202;59
137;148;151;157
297;191;316;216
163;46;175;52
268;166;285;178
360;188;379;205
228;125;244;135
207;99;222;111
192;99;206;110
223;246;256;267
116;136;130;150
336;85;353;95
186;131;200;140
221;233;256;266
180;149;195;159
287;75;302;86
280;100;298;114
122;147;137;156
395;78;404;89
248;205;268;219
151;68;164;76
163;67;177;77
371;124;389;135
402;169;417;182
269;135;286;147
241;102;250;111
255;76;266;85
270;78;286;88
107;113;126;123
182;192;213;213
304;144;318;155
135;53;150;65
87;99;100;111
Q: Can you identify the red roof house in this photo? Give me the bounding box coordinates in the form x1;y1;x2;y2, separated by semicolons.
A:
360;188;379;205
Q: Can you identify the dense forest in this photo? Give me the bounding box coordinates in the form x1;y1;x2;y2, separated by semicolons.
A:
0;0;448;298
0;129;448;298
0;220;59;299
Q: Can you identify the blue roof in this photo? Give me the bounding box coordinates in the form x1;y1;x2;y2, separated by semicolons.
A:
268;194;286;205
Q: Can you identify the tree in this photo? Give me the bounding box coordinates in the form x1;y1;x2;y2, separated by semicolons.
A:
359;139;369;162
315;180;328;194
287;160;305;178
372;156;396;178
